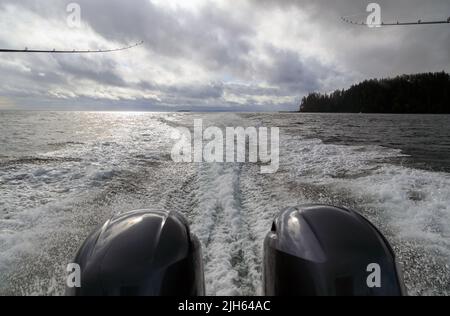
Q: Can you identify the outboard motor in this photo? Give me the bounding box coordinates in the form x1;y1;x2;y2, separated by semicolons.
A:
264;205;406;296
66;210;204;296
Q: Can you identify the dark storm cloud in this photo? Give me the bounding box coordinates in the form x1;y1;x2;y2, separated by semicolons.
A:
250;0;450;79
224;83;287;97
1;0;271;109
74;0;255;73
0;0;449;111
166;82;224;99
262;47;338;94
55;56;127;87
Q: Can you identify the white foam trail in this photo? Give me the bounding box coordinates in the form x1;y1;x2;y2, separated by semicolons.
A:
189;163;244;295
1;112;449;295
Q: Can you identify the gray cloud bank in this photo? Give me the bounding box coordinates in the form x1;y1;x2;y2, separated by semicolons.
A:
0;0;449;111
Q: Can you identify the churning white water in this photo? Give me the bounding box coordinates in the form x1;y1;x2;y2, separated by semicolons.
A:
0;111;449;295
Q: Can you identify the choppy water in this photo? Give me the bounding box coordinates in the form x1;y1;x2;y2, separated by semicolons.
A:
0;111;449;296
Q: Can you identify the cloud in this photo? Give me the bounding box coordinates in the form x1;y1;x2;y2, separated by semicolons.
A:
0;96;14;109
0;0;449;111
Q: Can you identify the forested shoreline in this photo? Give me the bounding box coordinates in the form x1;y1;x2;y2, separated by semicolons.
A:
299;72;450;114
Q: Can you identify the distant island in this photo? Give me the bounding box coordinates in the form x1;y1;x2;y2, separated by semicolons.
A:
299;72;450;114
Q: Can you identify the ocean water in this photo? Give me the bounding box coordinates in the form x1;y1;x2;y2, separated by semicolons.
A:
0;111;449;296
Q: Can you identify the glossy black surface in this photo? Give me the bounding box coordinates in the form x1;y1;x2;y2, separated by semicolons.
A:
67;210;204;296
264;205;406;296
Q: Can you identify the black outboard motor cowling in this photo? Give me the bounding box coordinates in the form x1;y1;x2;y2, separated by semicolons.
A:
264;205;406;296
67;210;204;296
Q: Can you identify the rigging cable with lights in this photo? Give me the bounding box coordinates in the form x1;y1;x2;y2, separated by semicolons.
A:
0;41;144;53
341;15;450;26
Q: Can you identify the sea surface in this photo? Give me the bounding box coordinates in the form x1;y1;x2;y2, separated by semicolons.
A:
0;111;449;296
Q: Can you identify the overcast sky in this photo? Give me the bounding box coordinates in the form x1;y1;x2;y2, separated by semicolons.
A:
0;0;449;111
